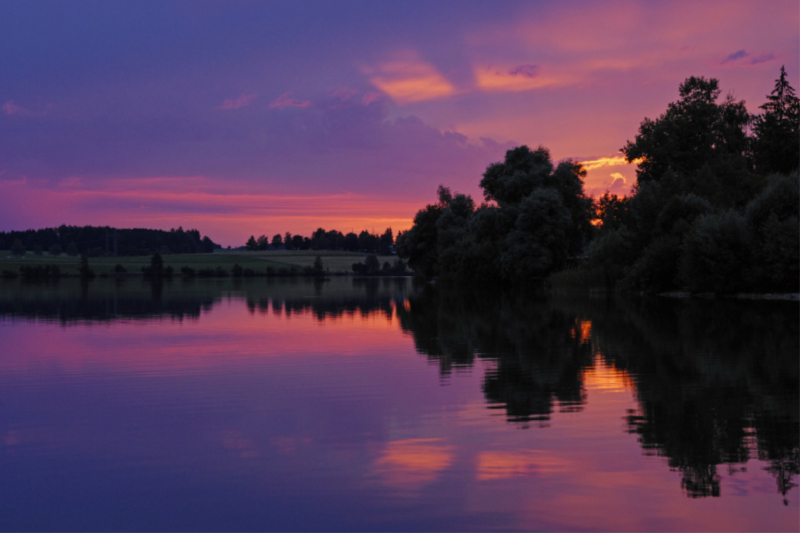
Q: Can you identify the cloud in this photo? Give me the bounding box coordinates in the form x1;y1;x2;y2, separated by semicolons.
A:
361;92;381;105
2;100;52;117
362;51;456;104
216;93;258;110
585;172;632;198
508;64;539;78
2;101;27;115
722;49;748;64
474;64;576;92
721;49;777;66
579;156;638;171
268;92;311;110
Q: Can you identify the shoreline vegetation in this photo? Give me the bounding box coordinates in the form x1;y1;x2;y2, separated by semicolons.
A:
2;69;798;295
396;69;799;296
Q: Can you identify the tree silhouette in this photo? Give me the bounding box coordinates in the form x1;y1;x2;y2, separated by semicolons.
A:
752;66;800;175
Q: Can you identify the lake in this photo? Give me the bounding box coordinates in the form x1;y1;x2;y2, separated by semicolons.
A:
0;277;797;531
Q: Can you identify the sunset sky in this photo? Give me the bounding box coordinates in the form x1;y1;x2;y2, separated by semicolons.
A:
1;0;798;246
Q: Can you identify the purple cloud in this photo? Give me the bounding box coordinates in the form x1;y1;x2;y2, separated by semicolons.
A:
508;65;539;78
2;101;27;115
721;50;777;66
216;93;258;110
269;92;312;110
722;50;749;64
749;53;776;65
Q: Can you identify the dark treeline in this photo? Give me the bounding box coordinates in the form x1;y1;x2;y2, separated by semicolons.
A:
394;283;798;502
397;68;799;293
0;225;219;257
244;227;395;254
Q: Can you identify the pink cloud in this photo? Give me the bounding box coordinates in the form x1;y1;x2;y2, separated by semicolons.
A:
268;92;311;110
1;100;51;117
2;100;27;115
215;92;258;110
361;92;380;105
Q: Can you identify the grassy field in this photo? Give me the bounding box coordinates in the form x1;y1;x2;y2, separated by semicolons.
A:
0;250;374;276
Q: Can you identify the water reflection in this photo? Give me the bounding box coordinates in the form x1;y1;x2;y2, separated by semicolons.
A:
395;286;593;425
0;277;797;518
0;277;414;324
396;285;799;502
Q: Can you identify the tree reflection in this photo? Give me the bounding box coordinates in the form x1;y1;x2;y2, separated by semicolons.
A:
396;285;593;424
564;296;799;501
397;285;798;501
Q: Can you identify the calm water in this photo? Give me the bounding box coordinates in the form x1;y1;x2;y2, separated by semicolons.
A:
0;278;797;531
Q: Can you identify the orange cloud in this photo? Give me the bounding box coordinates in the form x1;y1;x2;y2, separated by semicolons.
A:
363;52;456;104
579;156;640;171
474;64;575;92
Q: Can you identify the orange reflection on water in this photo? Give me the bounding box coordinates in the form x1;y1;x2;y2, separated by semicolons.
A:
476;450;571;481
0;298;409;375
374;438;454;489
570;319;593;343
582;355;634;393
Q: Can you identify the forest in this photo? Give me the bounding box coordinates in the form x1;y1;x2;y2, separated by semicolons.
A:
0;225;219;257
396;68;799;294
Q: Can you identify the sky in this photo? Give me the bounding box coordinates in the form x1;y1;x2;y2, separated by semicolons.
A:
1;0;798;246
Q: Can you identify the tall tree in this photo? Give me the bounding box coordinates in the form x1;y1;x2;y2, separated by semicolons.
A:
622;77;751;190
752;66;800;175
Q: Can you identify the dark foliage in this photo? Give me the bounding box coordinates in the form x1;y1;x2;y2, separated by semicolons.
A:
398;148;593;283
0;225;219;257
583;69;799;294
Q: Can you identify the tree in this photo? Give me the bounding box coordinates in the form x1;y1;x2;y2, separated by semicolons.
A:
49;244;62;256
751;66;800;175
284;232;293;250
256;235;269;250
500;188;572;280
379;228;394;254
245;235;258;251
396;189;448;278
621;76;751;198
271;233;283;249
480;146;554;207
66;241;79;256
11;239;25;256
